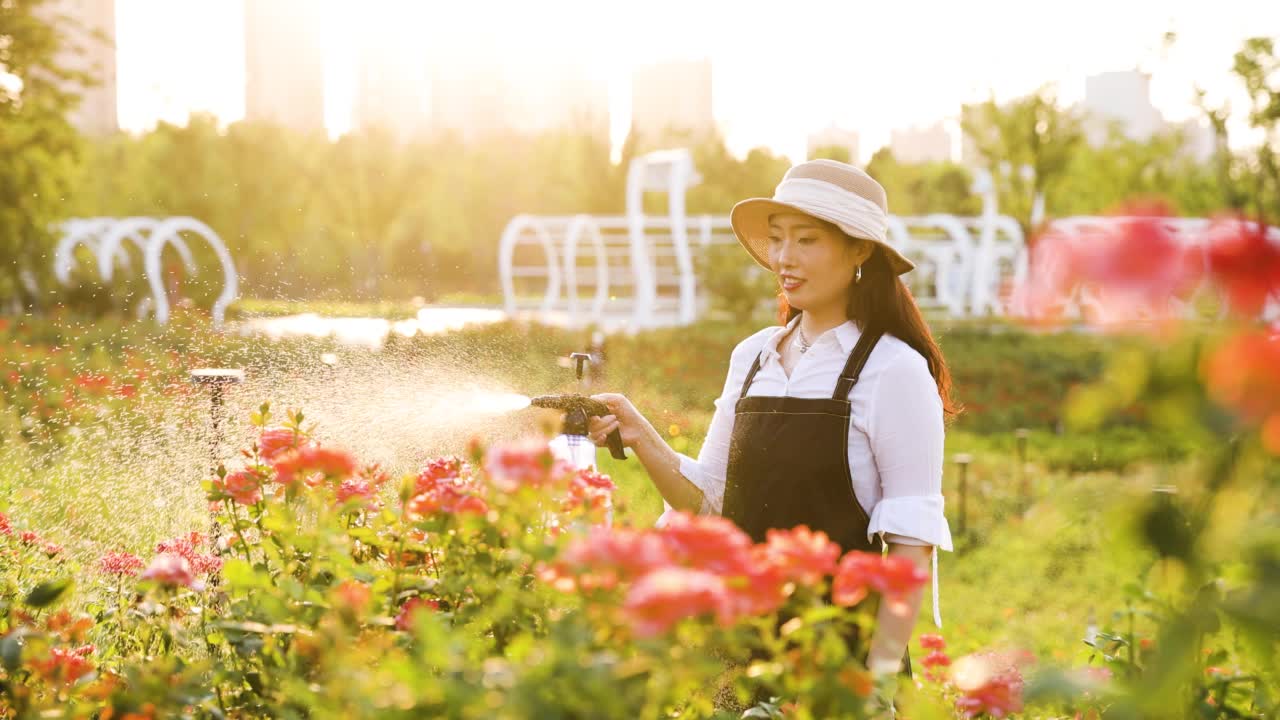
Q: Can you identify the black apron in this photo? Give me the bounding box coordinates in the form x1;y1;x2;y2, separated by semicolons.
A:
721;326;913;680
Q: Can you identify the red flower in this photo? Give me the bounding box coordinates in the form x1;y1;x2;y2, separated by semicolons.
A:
332;580;372;615
258;426;306;461
659;512;756;576
273;445;358;488
141;553;201;589
920;633;947;650
45;611;93;642
1202;329;1280;451
43;542;63;558
155;532;222;575
415;457;467;494
923;649;952;668
1205;216;1280;317
215;469;263;505
563;468;615;513
405;482;488;519
0;512;10;535
831;551;930;609
762;525;840;585
99;551;145;577
73;373;112;394
31;646;95;685
20;530;38;546
623;566;733;637
395;596;440;631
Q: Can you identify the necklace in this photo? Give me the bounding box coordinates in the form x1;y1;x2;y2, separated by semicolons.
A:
795;325;812;354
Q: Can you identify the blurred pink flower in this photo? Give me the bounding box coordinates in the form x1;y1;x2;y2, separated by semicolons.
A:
484;441;568;491
951;650;1032;718
1205;216;1280;317
623;566;733;637
141;553;201;589
335;477;378;508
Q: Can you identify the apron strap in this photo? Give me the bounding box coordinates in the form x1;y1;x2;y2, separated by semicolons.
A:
832;327;884;400
738;353;765;399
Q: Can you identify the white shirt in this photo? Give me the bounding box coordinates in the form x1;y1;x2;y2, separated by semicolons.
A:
656;315;954;627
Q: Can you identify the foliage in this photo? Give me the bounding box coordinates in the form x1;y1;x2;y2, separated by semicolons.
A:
961;85;1085;235
864;150;983;216
0;0;89;308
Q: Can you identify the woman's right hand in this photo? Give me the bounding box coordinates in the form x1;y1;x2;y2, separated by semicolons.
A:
587;393;649;449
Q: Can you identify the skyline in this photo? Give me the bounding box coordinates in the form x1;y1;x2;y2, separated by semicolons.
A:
110;0;1280;163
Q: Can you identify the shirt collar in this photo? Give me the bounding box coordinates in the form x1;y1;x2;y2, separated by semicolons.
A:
761;315;861;360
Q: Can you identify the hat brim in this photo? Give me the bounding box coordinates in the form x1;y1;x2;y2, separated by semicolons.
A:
729;198;915;275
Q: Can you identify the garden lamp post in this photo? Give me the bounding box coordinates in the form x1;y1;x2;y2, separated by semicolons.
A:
953;453;973;536
190;368;244;556
190;368;245;471
1015;428;1030;508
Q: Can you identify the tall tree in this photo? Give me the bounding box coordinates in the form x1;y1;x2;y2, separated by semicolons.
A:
961;86;1084;235
1231;36;1280;225
0;0;89;308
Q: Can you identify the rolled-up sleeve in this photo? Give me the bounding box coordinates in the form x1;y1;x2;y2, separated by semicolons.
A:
864;348;953;551
864;347;953;628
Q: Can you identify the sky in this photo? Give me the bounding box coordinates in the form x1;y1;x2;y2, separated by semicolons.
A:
114;0;1280;163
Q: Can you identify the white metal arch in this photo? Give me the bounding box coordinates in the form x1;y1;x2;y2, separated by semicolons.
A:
54;218;131;284
497;214;562;316
95;217;162;281
563;215;610;323
143;217;238;326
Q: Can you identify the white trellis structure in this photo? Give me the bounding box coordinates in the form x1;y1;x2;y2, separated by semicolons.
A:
498;150;1031;329
53;216;238;326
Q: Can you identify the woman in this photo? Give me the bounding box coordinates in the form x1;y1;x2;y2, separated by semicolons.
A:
588;159;958;685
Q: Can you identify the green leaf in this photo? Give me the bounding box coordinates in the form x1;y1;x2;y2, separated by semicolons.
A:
0;633;22;672
25;578;73;608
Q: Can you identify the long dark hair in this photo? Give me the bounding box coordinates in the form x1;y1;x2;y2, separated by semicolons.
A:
778;240;962;422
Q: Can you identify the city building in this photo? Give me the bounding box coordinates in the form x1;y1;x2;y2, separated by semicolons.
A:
427;54;609;142
889;120;953;164
352;28;430;139
244;0;326;132
47;0;118;135
630;58;715;146
1080;70;1165;145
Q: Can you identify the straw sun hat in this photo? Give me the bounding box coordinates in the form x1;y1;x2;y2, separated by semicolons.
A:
729;159;915;275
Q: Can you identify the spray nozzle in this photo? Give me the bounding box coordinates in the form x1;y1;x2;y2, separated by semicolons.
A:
529;394;626;460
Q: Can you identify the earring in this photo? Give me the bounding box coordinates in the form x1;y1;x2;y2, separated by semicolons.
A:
855;264;862;283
